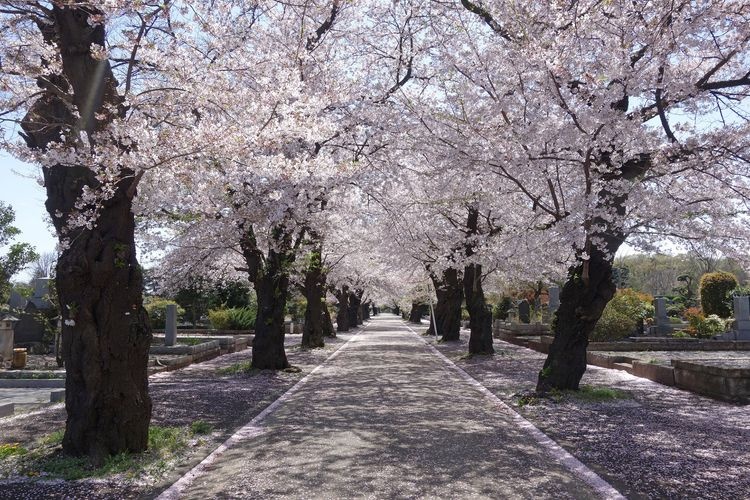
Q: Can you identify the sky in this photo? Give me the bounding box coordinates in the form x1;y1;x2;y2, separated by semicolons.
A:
0;152;57;256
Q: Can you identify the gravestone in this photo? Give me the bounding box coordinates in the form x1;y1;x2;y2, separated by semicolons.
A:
8;291;26;310
165;304;177;347
653;297;672;335
733;296;750;340
518;300;531;324
0;315;18;364
548;286;560;313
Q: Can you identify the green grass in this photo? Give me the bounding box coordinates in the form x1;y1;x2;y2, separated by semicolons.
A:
572;385;630;402
19;425;192;480
0;443;27;459
189;420;213;435
515;385;630;407
217;361;253;375
41;429;64;446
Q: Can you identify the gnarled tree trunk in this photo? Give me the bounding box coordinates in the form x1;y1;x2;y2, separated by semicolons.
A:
20;5;151;461
464;263;494;355
408;302;422;323
335;286;350;332
301;247;326;349
348;289;363;326
252;250;291;369
240;225;295;370
537;177;633;391
536;248;616;391
464;208;494;355
323;303;336;338
426;268;463;341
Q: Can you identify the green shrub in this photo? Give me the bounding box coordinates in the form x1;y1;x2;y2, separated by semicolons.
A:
286;296;307;322
683;307;726;338
143;297;184;329
699;271;737;318
208;307;256;330
592;289;654;342
700;315;726;337
492;296;513;320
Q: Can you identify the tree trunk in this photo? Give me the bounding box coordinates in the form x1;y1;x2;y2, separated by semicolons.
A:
463;207;494;355
323;302;336;338
408;302;422;323
426;269;463;341
536;247;617;391
252;248;291;369
335;286;350;332
20;5;151;461
536;176;632;391
464;263;494;355
361;301;370;321
301;249;325;349
348;290;363;327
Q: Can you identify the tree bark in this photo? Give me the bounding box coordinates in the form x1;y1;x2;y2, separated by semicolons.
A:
301;248;325;349
408;302;422;323
348;290;363;326
464;263;494;355
463;208;494;355
20;5;151;461
426;269;463;341
240;225;294;370
335;286;350;332
251;249;291;369
323;302;336;338
536;178;631;391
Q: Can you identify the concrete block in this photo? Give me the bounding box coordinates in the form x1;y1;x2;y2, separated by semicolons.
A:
0;403;14;417
632;361;675;386
50;389;65;403
0;378;65;388
673;360;750;403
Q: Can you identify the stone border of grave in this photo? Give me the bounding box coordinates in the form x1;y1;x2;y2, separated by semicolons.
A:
151;335;250;355
503;335;750;403
672;360;750;403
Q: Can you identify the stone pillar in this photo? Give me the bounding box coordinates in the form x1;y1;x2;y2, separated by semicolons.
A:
548;286;560;313
518;300;531;324
654;297;672;336
165;304;177;347
733;296;750;340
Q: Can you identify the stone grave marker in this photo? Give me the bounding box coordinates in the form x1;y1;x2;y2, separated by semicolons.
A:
653;297;672;335
165;304;177;347
733;296;750;340
518;299;531;324
548;286;560;313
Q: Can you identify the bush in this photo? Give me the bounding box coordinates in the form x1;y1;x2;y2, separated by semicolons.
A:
208;307;256;330
684;307;726;338
592;289;654;342
286;296;307;322
143;297;185;329
492;296;513;320
699;271;738;318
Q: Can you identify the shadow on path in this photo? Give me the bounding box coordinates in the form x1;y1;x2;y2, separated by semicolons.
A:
174;315;604;499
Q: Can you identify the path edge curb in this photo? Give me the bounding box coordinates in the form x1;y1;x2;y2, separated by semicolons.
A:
156;324;368;500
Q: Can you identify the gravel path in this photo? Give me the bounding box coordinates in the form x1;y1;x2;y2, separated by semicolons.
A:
424;328;750;499
171;315;603;500
0;331;354;499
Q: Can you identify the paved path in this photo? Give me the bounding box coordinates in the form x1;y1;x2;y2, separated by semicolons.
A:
165;315;614;499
